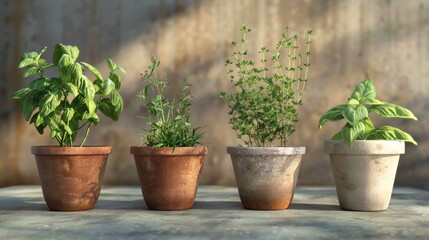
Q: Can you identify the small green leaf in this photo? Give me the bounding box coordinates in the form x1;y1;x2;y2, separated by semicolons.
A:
351;79;376;100
23;67;39;78
18;58;36;69
50;130;57;139
107;59;115;72
70;46;80;62
318;104;347;128
79;76;95;102
65;82;79;96
81;62;103;80
86;100;96;114
109;73;121;89
366;126;417;145
98;99;118;121
342;104;368;125
11;88;30;99
29;78;49;90
368;103;417;120
100;79;116;96
331;131;343;140
21;92;38;121
62;108;75;123
360;98;383;105
341;121;366;147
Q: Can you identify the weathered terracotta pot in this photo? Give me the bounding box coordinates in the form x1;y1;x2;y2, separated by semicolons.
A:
227;146;305;210
326;140;405;211
130;146;208;210
31;146;111;211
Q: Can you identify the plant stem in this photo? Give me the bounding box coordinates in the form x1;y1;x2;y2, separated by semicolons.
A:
79;123;92;147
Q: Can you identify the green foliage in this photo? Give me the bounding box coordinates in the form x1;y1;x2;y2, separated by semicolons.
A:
319;79;417;147
220;25;313;147
138;57;203;148
11;44;126;147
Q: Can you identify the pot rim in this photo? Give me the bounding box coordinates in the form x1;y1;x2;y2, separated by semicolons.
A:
325;140;405;155
31;146;112;155
227;146;306;155
130;146;208;156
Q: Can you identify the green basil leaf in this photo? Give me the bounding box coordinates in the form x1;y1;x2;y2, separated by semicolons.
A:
341;121;366;147
86;100;96;114
318;104;347;128
107;59;115;72
368;102;417;120
69;46;80;62
363;117;374;133
366;126;417;145
22;52;38;61
29;78;49;90
11;88;30;99
50;130;57;139
109;73;121;89
110;91;123;113
101;79;116;96
79;76;95;102
360;98;383;105
65;82;79;96
62;108;75;123
351;79;376;100
98;98;118;121
23;67;39;78
18;58;36;69
331;131;343;140
342;104;368;125
21;92;38;121
81;62;103;81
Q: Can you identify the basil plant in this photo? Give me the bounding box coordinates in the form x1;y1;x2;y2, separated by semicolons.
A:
319;79;417;147
11;43;125;147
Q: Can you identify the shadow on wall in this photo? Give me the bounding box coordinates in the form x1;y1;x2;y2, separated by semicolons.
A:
0;0;428;189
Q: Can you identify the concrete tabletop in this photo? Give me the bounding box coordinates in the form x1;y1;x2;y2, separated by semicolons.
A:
0;186;428;240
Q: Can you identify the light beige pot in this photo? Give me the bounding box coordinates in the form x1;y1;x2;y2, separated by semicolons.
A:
325;140;405;211
227;146;305;210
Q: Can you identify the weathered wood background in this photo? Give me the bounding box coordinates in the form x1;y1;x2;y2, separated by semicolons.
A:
1;0;428;189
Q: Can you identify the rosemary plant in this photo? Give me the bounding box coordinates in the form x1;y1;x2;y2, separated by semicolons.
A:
221;25;313;147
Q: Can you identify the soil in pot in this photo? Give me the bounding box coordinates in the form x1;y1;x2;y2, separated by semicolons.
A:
326;140;405;211
130;146;208;211
227;146;305;210
32;146;111;211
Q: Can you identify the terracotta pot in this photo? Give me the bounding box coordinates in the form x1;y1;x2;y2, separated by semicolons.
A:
325;140;405;211
227;146;305;210
32;146;111;211
130;146;208;210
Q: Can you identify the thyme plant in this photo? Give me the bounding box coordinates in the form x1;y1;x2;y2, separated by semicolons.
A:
138;57;203;148
221;25;313;147
319;78;417;147
11;44;125;147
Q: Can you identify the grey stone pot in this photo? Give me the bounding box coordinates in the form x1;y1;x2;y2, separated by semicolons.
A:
227;146;305;210
325;140;405;211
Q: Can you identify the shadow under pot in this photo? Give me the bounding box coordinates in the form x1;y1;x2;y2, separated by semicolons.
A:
130;146;208;211
325;140;405;211
227;146;305;210
32;146;111;211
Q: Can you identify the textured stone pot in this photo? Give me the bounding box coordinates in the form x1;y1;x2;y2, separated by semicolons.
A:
325;140;405;211
227;146;305;210
31;146;111;211
130;146;208;210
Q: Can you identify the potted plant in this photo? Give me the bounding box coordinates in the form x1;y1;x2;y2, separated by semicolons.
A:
11;44;125;211
130;57;207;211
319;78;417;211
220;25;313;210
